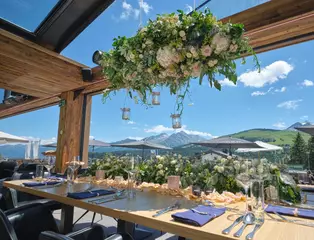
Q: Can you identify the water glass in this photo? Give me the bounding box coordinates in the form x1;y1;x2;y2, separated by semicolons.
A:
127;170;136;199
265;174;280;204
35;165;44;179
67;167;74;183
249;180;265;223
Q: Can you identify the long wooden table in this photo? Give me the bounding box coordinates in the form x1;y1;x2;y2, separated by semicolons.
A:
4;180;314;240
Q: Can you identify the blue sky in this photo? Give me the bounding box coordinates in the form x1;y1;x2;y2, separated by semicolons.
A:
0;0;313;143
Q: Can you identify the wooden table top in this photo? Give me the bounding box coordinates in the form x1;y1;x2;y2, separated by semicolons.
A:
4;180;314;240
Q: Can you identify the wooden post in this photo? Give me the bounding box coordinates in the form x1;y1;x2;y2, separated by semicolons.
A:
55;91;84;173
81;95;92;167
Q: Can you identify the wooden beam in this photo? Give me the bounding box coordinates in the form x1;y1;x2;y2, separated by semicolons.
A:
81;95;92;167
221;0;314;31
55;91;84;173
0;96;60;119
0;29;88;97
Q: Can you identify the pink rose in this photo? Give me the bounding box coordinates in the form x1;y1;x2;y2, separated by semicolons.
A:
201;45;212;57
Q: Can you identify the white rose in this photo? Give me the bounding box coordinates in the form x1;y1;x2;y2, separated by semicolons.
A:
157;164;163;169
175;168;179;172
218;166;224;173
147;68;152;73
172;30;177;35
170;160;177;165
227;156;232;160
142;43;146;49
207;59;218;67
129;53;135;60
186;52;192;58
190;172;193;176
220;158;227;164
234;163;240;171
211;33;230;54
182;35;187;41
145;39;153;45
179;30;186;37
158;170;164;175
214;165;219;171
139;54;143;59
249;168;256;175
241;164;247;171
257;165;264;174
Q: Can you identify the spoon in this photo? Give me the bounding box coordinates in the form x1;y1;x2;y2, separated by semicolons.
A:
234;213;255;238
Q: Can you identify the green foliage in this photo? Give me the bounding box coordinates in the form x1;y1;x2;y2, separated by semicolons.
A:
100;10;259;114
290;132;308;165
85;154;300;201
308;136;314;170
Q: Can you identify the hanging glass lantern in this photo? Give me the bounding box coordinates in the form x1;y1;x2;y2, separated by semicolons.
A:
171;114;182;129
152;91;160;105
121;108;130;120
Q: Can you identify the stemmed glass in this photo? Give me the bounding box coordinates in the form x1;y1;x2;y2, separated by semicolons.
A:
67;156;81;182
236;161;251;212
44;156;56;177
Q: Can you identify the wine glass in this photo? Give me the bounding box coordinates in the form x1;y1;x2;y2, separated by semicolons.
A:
236;168;251;212
67;156;81;181
124;156;137;199
44;156;56;177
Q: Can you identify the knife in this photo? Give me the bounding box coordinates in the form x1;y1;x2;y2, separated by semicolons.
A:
246;221;264;240
222;215;243;235
153;201;181;217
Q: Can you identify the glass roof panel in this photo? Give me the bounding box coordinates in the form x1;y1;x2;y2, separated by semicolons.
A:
0;0;59;32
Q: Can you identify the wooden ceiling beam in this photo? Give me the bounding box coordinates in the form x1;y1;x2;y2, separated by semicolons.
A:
0;96;60;119
0;29;88;97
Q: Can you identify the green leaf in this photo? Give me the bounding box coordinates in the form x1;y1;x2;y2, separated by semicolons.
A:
214;80;221;91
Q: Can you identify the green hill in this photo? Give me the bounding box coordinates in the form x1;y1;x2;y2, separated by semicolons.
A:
230;129;311;146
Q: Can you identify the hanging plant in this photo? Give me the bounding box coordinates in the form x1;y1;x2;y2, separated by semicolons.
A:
100;9;259;114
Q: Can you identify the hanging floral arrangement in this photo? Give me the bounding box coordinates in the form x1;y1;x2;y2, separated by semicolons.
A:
100;9;259;114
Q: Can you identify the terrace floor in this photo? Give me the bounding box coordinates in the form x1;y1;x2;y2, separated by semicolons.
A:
53;207;177;240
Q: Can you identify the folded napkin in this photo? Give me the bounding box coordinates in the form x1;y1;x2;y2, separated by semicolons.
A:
67;189;115;199
23;181;61;187
172;205;226;227
265;204;314;219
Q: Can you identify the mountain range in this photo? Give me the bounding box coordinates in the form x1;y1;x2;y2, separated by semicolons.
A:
0;122;312;158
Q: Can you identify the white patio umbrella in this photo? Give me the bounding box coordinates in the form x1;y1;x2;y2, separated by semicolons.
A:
235;141;283;153
0;131;29;144
295;125;314;136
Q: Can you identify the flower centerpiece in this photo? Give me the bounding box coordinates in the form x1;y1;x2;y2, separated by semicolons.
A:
100;10;259;114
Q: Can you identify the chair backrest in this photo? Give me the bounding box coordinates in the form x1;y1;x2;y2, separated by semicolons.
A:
0;162;17;179
0;209;18;240
6;203;59;240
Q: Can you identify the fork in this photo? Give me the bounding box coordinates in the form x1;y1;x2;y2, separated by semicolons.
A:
274;212;314;227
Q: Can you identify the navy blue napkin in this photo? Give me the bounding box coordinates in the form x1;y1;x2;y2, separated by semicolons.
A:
265;204;314;219
23;181;61;187
67;189;115;199
172;205;226;226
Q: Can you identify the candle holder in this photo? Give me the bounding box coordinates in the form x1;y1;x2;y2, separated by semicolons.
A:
152;91;160;105
121;107;130;120
171;114;182;129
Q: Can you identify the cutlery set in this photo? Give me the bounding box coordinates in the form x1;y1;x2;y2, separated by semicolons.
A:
222;213;263;240
152;201;181;217
88;189;127;204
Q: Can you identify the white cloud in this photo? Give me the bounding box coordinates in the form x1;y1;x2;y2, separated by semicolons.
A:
144;124;215;138
251;86;286;96
128;136;143;140
239;61;294;88
277;99;302;110
145;125;173;133
219;78;237;87
301;79;314;87
275;87;286;92
185;4;193;13
273;122;286;129
139;0;152;14
89;136;95;140
251;87;273;96
300;115;309;121
127;120;136;125
120;1;152;20
251;91;267;96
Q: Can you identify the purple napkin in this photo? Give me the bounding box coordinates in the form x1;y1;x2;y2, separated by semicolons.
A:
23;181;61;187
172;205;226;226
67;189;115;199
265;204;314;219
